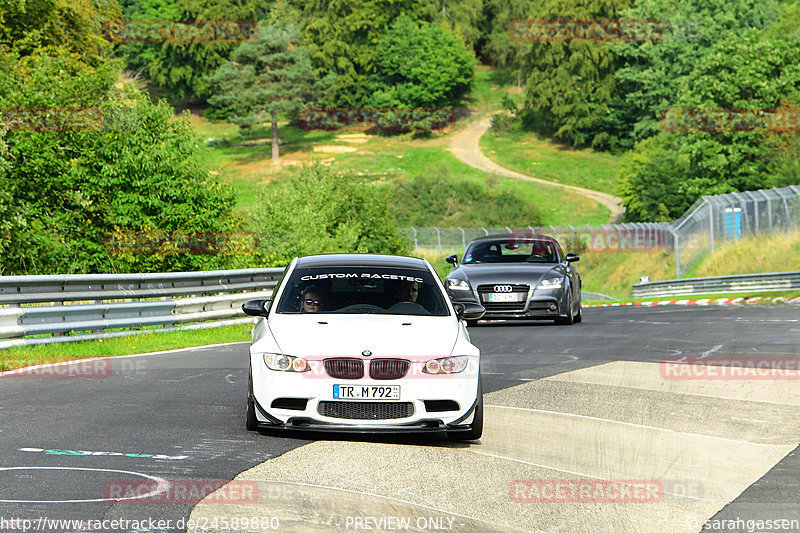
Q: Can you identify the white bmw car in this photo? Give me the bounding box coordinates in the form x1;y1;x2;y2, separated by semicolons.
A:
241;254;486;440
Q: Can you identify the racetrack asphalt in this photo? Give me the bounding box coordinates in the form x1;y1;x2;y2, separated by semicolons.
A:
1;305;798;532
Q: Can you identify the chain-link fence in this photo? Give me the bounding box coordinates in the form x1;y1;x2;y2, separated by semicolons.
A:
400;223;674;255
670;185;800;276
401;185;800;277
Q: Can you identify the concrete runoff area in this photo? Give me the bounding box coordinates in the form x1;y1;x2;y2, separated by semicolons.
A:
188;361;800;532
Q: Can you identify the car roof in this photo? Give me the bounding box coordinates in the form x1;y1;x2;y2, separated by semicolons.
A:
295;254;429;270
468;233;558;243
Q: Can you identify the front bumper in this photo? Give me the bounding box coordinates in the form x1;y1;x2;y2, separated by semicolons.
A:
250;355;480;433
252;396;479;434
448;288;568;321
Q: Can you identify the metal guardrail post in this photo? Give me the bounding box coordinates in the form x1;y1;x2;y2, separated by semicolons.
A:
760;190;773;231
458;227;466;250
706;198;714;253
435;227;442;252
670;227;681;277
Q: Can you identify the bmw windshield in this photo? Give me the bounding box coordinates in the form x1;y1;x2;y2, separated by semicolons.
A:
275;267;450;316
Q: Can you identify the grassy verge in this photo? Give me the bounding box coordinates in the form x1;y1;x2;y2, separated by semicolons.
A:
479;127;623;196
0;324;252;371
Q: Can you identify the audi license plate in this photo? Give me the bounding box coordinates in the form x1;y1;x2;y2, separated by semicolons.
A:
487;292;521;302
333;384;400;401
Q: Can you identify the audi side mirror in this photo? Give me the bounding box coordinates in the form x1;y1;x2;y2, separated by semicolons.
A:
446;254;458;266
565;253;580;262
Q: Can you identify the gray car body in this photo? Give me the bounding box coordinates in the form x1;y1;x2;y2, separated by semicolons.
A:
444;234;582;324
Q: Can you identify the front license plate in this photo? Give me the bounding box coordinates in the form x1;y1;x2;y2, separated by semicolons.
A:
333;384;400;401
487;292;521;302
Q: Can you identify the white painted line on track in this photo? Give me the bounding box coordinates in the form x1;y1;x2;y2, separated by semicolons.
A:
468;451;727;503
0;466;167;503
484;405;765;445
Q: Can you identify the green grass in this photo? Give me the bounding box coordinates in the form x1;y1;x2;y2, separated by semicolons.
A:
480;128;623;196
337;145;610;226
188;64;613;226
463;65;524;114
0;324;252;371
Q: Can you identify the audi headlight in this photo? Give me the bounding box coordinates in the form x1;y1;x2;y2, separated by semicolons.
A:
538;278;563;289
263;353;310;372
447;278;471;291
423;356;468;374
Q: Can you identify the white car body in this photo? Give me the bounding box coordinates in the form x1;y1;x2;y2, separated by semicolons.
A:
243;254;484;439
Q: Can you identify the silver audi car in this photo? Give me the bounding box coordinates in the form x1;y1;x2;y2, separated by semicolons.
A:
444;233;582;326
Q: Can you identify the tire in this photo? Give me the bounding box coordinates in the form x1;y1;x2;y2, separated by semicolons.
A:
554;293;574;326
448;377;483;441
246;370;258;431
574;302;583;323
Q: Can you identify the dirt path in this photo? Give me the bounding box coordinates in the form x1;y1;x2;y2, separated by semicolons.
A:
449;115;625;223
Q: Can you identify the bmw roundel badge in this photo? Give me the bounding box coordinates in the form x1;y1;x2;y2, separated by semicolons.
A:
361;349;372;357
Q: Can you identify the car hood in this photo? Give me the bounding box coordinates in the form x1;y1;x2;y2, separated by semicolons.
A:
257;314;458;358
451;263;563;285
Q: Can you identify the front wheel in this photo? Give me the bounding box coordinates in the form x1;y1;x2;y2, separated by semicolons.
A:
574;302;583;323
448;377;483;441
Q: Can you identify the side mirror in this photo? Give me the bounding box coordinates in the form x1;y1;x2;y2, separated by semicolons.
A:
565;253;580;263
446;254;459;266
242;299;271;317
453;302;485;320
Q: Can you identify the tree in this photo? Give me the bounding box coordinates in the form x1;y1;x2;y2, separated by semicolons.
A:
0;45;243;274
116;0;268;101
0;0;120;64
618;26;800;221
251;165;410;263
674;29;800;199
207;21;322;162
421;0;485;51
610;0;788;150
520;0;634;149
289;0;429;107
369;15;476;109
617;134;691;222
480;0;542;84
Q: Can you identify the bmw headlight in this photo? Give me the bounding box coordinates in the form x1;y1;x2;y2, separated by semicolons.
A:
538;277;563;289
447;278;471;291
263;353;310;372
423;356;469;374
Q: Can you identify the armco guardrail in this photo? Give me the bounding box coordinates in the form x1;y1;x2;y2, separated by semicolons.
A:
0;268;285;349
632;271;800;299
